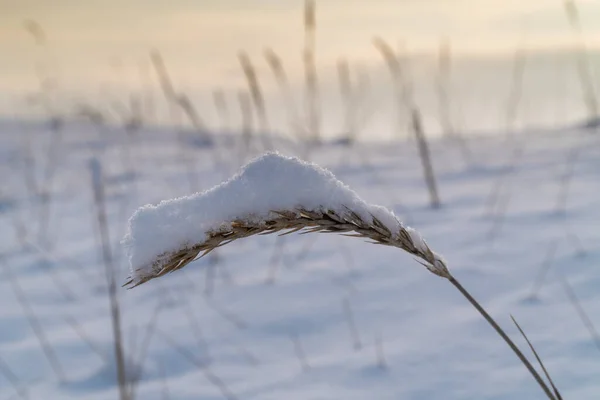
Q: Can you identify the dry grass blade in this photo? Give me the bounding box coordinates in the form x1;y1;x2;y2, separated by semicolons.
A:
238;52;270;150
411;109;441;208
150;50;208;135
372;38;401;81
237;91;254;163
90;160;128;400
375;332;387;370
563;0;598;121
436;39;472;162
528;241;559;299
510;315;563;400
127;300;162;400
23;239;77;301
0;255;66;383
149;50;176;102
449;277;556;400
343;298;362;350
180;297;211;360
557;273;600;353
23;19;46;46
63;315;109;363
505;46;527;133
436;38;453;137
158;362;170;400
212;89;230;131
303;0;320;144
290;333;310;372
264;48;304;139
0;354;28;400
337;59;352;101
373;37;413;108
204;296;248;330
175;94;206;131
337;58;358;143
154;328;238;400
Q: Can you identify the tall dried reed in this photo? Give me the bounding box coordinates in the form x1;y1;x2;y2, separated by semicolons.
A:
435;39;471;162
126;201;558;399
373;38;441;208
212;89;230;132
563;0;598;123
505;46;527;134
264;48;304;140
89;159;129;400
337;58;358;143
303;0;320;144
238;52;272;151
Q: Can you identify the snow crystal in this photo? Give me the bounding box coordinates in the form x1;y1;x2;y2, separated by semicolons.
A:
123;152;404;280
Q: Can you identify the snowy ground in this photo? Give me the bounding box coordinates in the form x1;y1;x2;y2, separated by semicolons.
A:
0;118;598;399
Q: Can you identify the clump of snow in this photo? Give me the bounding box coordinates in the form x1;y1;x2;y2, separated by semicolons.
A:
406;227;427;253
123;152;404;281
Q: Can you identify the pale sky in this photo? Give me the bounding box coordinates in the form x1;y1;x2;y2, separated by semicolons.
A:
2;0;600;117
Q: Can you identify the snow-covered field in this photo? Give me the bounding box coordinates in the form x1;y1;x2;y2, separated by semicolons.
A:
0;118;598;399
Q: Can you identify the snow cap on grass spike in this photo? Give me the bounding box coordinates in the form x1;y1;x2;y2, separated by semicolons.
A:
123;152;447;287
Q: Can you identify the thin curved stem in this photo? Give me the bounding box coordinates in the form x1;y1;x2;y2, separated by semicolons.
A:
447;274;556;400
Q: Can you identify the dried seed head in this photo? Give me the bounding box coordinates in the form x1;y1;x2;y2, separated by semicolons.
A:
125;207;448;288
